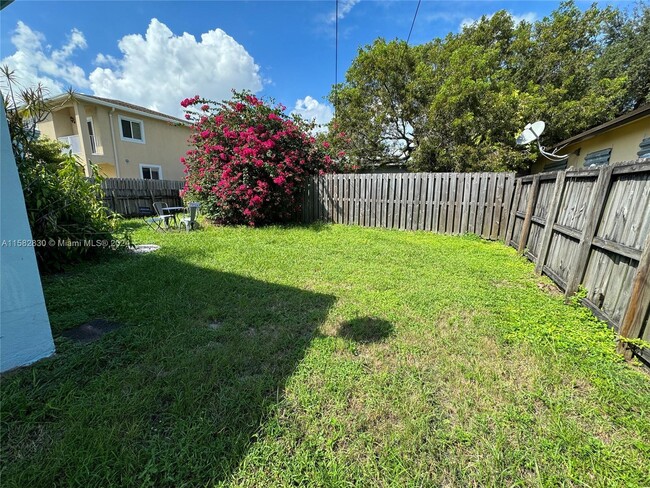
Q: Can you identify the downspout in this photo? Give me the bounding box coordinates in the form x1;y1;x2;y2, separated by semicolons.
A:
109;108;121;177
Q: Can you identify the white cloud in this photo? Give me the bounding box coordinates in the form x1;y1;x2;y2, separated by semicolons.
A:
1;21;89;94
327;0;361;22
1;19;263;117
292;96;334;133
460;11;537;30
89;18;263;116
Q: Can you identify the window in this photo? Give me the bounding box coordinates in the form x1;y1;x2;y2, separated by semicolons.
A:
638;137;650;159
119;116;145;143
140;164;162;180
584;148;612;168
86;117;98;154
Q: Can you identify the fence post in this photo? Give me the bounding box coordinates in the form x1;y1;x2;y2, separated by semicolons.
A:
506;179;522;247
534;171;566;275
499;173;515;242
616;233;650;358
517;175;540;254
564;165;614;298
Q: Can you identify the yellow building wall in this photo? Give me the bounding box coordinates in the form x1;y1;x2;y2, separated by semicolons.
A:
105;107;190;180
37;102;190;181
38;108;78;140
37;115;56;140
534;117;650;173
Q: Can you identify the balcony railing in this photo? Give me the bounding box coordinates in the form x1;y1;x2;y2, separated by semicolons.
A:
57;134;102;156
58;135;81;156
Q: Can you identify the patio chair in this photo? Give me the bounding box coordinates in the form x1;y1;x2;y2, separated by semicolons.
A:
140;205;165;231
178;202;200;232
153;202;175;229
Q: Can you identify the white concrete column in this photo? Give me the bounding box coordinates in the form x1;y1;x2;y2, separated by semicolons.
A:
0;100;55;372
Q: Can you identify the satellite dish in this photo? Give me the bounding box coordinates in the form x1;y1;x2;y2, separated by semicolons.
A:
516;120;568;162
516;121;545;145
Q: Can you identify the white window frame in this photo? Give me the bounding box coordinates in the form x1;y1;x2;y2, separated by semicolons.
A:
118;115;145;144
86;116;99;154
140;164;162;180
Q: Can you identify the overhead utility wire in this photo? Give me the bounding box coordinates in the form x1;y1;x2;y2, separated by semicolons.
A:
334;0;339;118
406;0;422;45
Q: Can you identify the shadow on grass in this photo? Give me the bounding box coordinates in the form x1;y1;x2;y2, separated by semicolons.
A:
1;252;335;487
338;317;394;343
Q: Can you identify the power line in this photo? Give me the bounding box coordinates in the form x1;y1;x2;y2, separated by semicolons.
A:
335;0;339;116
406;0;422;45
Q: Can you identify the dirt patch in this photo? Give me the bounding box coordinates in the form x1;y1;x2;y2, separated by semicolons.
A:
60;319;123;344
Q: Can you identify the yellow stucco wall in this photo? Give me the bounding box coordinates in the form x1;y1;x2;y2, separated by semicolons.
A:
534;116;650;173
37;101;190;180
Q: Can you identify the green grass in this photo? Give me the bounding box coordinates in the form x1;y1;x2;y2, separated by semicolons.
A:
2;223;649;487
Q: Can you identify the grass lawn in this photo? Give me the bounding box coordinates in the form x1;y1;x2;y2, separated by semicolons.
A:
2;223;649;487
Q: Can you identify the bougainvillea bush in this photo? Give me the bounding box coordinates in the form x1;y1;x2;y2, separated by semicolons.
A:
180;91;347;226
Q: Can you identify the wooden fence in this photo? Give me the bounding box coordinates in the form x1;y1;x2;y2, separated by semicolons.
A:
507;160;650;361
302;172;517;240
302;161;650;359
100;178;184;216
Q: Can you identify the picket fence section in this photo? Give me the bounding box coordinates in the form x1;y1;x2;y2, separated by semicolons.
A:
302;172;516;240
100;178;185;216
302;161;650;358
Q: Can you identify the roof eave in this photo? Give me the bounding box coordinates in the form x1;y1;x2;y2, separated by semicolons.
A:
551;105;650;150
46;93;189;126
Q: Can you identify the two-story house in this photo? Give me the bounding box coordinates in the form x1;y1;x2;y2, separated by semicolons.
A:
36;94;191;180
533;104;650;173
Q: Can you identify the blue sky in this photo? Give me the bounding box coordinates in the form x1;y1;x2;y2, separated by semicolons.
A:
0;0;608;126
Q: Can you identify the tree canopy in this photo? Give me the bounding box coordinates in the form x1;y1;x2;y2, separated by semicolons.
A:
329;1;649;172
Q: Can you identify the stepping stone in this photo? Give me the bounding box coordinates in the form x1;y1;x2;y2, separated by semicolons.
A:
60;319;123;344
130;244;160;254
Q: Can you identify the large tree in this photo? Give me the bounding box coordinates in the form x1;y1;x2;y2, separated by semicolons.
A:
330;1;642;173
328;39;427;168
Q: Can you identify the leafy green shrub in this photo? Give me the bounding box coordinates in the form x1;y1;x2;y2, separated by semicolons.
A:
20;138;128;271
3;74;129;272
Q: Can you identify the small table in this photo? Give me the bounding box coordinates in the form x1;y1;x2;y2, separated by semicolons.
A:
162;206;185;226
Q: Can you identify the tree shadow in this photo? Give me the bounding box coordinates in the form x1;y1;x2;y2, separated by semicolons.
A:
338;316;395;343
2;253;335;486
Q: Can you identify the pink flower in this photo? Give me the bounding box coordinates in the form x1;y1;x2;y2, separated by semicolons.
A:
235;102;246;112
268;113;282;121
185;114;191;120
273;175;286;185
246;95;261;106
322;141;330;148
180;95;200;107
201;104;210;111
201;130;211;138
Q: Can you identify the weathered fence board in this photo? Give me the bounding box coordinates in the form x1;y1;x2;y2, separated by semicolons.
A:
303;172;516;239
302;160;650;359
100;178;184;216
504;160;650;361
